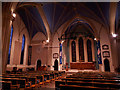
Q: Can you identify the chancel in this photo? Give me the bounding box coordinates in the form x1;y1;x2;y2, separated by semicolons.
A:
1;1;120;90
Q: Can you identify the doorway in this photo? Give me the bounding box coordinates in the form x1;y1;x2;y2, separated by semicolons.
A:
36;60;41;70
54;59;58;71
104;59;110;72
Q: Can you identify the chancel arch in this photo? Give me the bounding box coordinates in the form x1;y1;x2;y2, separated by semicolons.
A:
65;20;97;70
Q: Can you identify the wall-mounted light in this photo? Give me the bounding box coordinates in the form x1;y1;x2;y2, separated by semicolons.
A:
94;38;97;41
112;33;117;38
12;13;16;18
46;39;49;43
61;40;65;44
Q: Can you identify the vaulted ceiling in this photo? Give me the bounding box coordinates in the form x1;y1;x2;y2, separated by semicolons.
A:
15;2;120;39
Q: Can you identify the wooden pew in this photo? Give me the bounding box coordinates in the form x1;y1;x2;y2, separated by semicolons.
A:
1;77;26;88
62;78;120;83
55;80;120;89
2;75;31;88
44;74;50;83
58;84;115;90
36;75;44;85
0;81;11;90
50;73;55;81
27;76;36;88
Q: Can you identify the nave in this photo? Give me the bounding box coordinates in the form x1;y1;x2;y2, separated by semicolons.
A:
1;2;120;90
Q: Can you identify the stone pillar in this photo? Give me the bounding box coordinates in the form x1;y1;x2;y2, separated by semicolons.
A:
76;38;79;62
69;40;72;63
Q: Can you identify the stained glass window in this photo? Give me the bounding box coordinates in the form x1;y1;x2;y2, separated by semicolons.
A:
79;37;84;62
7;25;13;64
71;41;76;62
20;35;25;64
87;39;92;62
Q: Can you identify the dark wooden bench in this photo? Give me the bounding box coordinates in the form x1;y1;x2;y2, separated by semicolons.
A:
62;78;120;83
58;84;116;90
0;81;11;90
44;74;51;83
1;77;26;88
55;79;120;89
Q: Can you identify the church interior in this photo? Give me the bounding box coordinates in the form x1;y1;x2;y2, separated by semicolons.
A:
1;2;120;89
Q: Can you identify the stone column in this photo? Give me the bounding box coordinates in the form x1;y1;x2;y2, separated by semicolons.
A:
69;40;72;63
76;38;79;62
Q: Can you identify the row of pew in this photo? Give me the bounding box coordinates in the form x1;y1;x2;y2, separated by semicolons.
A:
55;71;120;90
0;70;65;89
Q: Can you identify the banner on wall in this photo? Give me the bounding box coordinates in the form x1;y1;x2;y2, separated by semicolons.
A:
97;40;102;64
60;43;62;64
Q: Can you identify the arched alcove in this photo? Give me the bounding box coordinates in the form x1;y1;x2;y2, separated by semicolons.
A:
104;59;110;72
36;60;41;70
54;59;58;71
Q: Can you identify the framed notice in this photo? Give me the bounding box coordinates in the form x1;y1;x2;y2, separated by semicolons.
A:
103;51;110;58
53;53;58;58
102;44;109;50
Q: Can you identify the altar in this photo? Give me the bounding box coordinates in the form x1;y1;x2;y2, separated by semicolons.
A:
70;62;96;70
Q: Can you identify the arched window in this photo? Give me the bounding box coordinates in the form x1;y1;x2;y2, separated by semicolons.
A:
87;39;92;62
20;35;25;64
71;41;76;62
7;25;13;64
79;37;84;61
